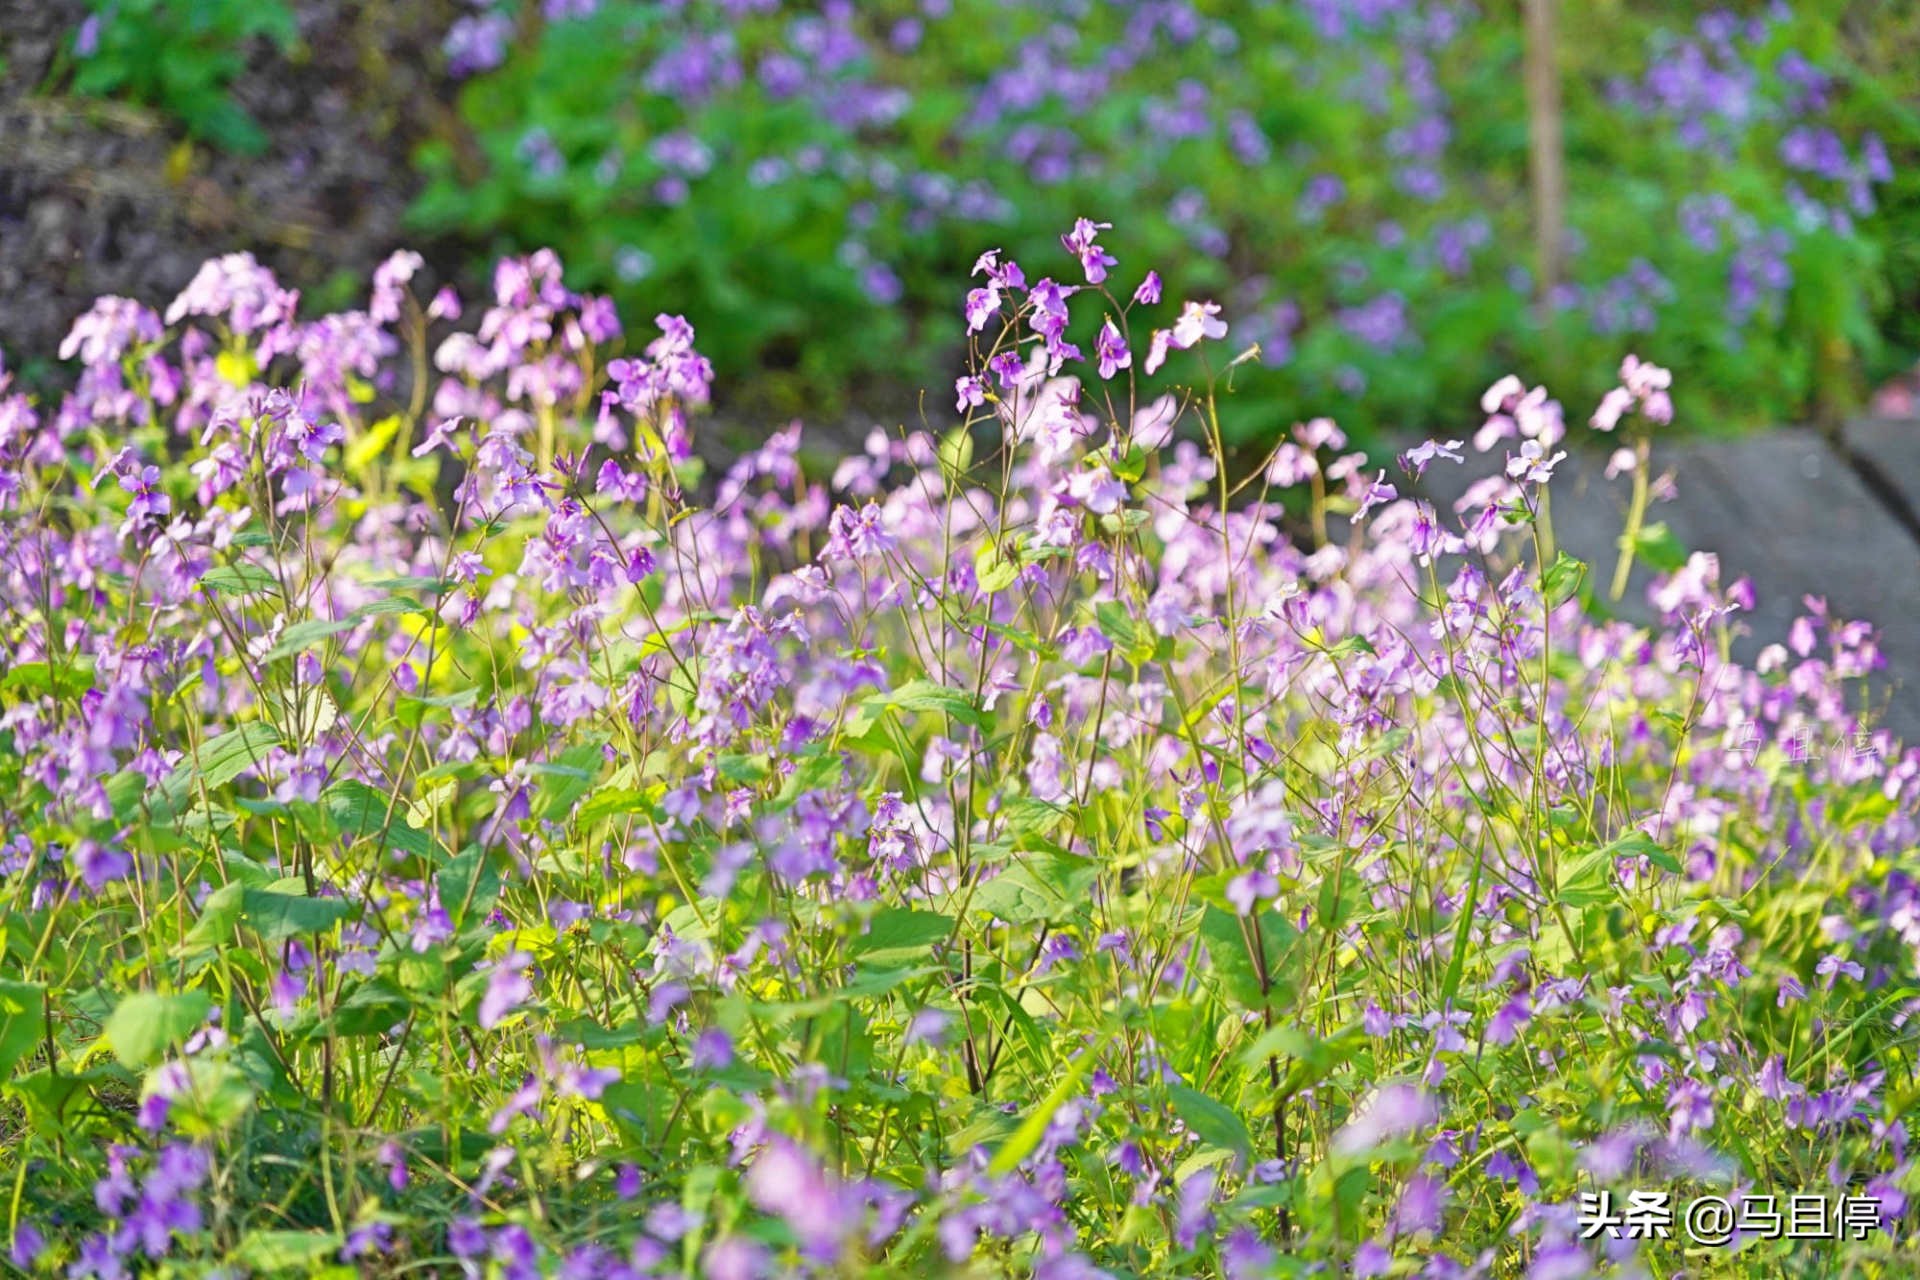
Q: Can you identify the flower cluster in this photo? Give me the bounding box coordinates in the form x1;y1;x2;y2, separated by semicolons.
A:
1;228;1915;1277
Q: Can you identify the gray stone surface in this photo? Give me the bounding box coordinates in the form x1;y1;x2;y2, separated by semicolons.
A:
1843;416;1920;532
1409;429;1920;742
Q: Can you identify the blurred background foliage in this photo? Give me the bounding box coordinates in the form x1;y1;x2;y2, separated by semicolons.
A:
41;0;1920;445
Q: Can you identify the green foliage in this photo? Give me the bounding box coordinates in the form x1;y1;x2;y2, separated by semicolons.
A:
68;0;297;153
413;1;1913;440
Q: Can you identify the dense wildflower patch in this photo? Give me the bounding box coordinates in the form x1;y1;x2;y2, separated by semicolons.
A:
0;229;1916;1277
410;0;1899;434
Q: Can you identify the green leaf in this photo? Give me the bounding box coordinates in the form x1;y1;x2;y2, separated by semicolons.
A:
199;563;280;596
354;595;430;616
160;1057;256;1135
775;751;845;806
330;980;412;1037
882;679;988;729
1626;521;1688;574
938;425;975;482
185;882;246;949
0;660;93;699
324;779;436;861
6;1067;102;1138
853;908;954;968
1170;1082;1253;1160
974;542;1020;594
1601;830;1681;876
161;722;283;808
264;617;356;660
231;1230;345;1274
969;855;1099;924
439;846;501;931
1541;551;1586;608
535;743;606;821
106;990;213;1068
1199;905;1301;1014
1556;847;1618;908
242;883;351;942
0;981;46;1078
1094;600;1155;665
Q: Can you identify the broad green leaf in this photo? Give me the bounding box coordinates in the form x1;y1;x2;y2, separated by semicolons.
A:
853;908;954;968
536;743;607;820
200;563;280;596
974;542;1020;594
1600;830;1681;876
242;882;351;942
1626;521;1688;574
264;617;356;660
0;660;92;698
969;855;1099;924
1199;905;1301;1014
185;882;246;949
439;846;501;931
232;1230;344;1274
106;990;213;1068
0;981;46;1078
1556;847;1618;908
1094;600;1155;665
1170;1082;1253;1160
157;1056;256;1136
324;779;436;861
938;425;975;481
883;679;988;729
1541;551;1587;608
162;722;283;808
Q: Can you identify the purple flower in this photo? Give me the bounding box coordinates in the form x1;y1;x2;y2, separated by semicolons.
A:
955;375;987;413
1816;953;1865;987
965;284;1001;333
692;1028;734;1070
746;1139;858;1260
906;1008;951;1046
1061;218;1117;285
9;1223;45;1270
1170;300;1227;349
1398;438;1464;477
61;297;162;366
75;841;132;891
1334;1084;1439;1155
1395;1172;1447;1234
445;13;513;77
479;952;534;1029
1225;869;1278;915
1091;319;1131;382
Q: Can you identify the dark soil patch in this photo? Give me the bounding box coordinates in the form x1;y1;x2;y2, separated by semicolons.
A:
0;0;462;375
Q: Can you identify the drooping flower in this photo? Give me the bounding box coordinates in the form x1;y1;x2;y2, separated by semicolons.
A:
1095;319;1130;380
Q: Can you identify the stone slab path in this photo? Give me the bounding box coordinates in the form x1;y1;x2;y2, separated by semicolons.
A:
1408;421;1920;742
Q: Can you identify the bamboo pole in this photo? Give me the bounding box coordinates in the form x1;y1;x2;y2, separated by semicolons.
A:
1524;0;1565;303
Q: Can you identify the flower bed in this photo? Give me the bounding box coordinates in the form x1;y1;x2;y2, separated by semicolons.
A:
1;229;1914;1277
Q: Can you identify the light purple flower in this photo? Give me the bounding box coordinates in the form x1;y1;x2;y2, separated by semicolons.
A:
479;952;534;1029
